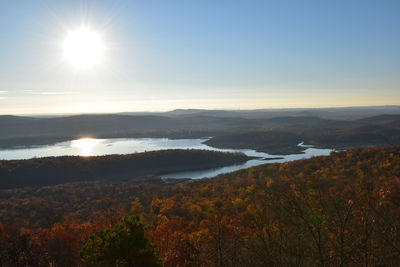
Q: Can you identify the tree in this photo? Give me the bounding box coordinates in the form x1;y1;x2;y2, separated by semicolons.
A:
80;215;162;267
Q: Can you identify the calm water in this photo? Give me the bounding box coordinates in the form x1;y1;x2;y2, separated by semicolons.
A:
0;138;333;179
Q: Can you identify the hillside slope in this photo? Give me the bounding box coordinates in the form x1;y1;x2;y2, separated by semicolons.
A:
0;149;250;189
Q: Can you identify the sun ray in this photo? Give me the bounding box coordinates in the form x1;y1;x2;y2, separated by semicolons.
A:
63;28;104;69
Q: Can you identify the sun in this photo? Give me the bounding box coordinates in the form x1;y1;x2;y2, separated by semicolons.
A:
62;28;104;69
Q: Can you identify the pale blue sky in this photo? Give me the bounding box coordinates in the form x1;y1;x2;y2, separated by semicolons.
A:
0;0;399;114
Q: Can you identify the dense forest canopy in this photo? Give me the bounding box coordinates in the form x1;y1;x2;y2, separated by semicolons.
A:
1;145;400;266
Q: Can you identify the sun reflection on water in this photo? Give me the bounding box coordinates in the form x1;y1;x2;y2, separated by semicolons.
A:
70;138;101;156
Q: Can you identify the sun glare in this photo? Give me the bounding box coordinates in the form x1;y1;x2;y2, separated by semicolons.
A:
71;138;101;156
62;28;104;69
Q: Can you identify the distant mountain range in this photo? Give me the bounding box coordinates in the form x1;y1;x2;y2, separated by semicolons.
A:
1;106;400;154
123;105;400;120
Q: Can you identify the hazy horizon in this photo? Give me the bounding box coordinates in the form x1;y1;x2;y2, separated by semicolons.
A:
1;1;399;114
0;104;398;118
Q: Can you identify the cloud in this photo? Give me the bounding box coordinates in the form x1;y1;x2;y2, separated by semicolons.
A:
23;90;73;95
39;92;73;95
0;91;7;94
0;97;8;100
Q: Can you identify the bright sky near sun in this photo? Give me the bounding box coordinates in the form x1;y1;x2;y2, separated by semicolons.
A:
0;0;399;115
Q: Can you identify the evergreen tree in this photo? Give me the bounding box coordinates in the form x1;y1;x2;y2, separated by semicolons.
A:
80;215;162;267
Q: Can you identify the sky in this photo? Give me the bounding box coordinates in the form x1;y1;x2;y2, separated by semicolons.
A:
0;0;399;115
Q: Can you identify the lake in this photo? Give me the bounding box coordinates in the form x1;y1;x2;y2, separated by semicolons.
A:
0;138;333;179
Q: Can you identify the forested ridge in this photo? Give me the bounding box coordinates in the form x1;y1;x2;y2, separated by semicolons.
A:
1;146;400;266
0;149;250;190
